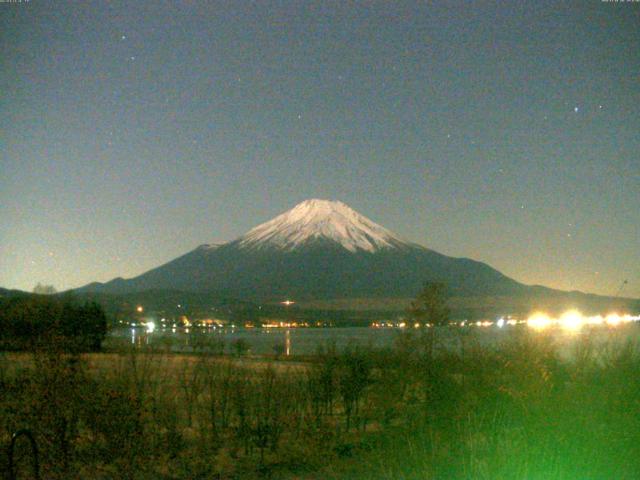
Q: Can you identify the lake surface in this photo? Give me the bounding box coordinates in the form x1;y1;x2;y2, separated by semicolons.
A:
111;326;400;355
108;323;640;357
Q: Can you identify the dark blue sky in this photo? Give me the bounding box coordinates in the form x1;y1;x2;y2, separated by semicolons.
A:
1;1;639;297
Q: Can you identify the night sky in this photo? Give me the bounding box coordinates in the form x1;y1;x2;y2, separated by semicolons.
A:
1;1;639;297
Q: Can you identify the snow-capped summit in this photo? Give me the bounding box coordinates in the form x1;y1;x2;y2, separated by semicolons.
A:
238;199;408;252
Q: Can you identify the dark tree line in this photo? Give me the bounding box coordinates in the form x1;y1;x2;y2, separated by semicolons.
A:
0;295;107;351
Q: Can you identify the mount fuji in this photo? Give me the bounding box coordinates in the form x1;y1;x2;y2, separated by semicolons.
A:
79;199;533;301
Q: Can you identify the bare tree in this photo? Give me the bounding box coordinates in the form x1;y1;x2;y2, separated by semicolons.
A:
408;282;450;327
33;283;57;295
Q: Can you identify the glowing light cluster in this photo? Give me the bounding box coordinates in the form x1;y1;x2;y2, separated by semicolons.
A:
366;312;640;330
262;321;309;328
560;310;583;331
527;312;553;330
475;320;493;327
526;310;640;331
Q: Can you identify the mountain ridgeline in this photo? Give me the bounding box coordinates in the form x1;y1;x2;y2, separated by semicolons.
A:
81;199;535;302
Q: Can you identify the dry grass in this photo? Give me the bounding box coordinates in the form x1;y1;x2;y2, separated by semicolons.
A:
2;328;640;479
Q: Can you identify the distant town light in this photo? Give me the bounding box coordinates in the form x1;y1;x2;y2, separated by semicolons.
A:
527;312;552;330
520;311;640;332
136;305;143;313
605;313;621;326
559;310;583;331
281;299;295;306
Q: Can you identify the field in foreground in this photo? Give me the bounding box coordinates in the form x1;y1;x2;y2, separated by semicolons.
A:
2;326;640;479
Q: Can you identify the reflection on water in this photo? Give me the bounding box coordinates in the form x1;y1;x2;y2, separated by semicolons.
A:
114;323;640;357
285;329;291;356
116;326;401;355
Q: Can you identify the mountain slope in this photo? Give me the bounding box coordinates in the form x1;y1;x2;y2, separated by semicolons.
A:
79;199;531;301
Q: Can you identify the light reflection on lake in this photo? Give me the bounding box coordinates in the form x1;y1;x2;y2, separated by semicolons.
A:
115;326;400;355
109;323;640;357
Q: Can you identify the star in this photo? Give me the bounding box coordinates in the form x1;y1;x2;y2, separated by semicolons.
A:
574;106;579;113
121;35;126;40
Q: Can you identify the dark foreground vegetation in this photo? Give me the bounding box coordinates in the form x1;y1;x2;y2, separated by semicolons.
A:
2;325;640;479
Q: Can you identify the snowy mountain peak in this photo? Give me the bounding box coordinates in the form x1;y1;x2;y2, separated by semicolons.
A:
238;199;408;252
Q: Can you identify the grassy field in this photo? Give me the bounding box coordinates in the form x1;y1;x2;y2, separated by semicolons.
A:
2;326;640;479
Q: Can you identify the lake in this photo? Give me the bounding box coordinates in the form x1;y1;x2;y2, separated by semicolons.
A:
108;322;640;357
